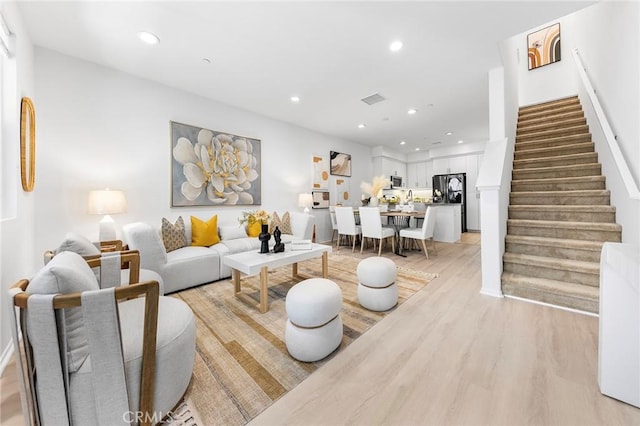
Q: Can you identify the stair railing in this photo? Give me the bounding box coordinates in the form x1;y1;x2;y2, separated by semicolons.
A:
571;48;640;201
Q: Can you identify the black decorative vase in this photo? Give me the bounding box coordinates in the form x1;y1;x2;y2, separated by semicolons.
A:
258;223;271;254
273;226;285;253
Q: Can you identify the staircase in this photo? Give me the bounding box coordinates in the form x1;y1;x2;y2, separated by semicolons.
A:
502;95;622;314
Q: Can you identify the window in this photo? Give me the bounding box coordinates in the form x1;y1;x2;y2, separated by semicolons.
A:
0;12;16;220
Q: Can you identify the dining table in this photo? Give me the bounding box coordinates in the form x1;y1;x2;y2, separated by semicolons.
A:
350;207;424;257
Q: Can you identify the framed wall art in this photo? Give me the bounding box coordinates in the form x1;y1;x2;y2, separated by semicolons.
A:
20;97;36;192
171;121;261;206
334;178;350;205
311;191;329;209
312;154;329;189
527;23;561;70
330;150;351;177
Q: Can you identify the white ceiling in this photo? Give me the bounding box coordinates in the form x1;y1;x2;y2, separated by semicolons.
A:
16;1;595;153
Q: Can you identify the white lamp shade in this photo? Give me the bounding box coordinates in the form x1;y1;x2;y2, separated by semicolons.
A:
88;189;127;215
298;193;313;208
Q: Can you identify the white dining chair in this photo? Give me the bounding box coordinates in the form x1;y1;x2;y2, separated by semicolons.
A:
399;206;437;259
329;206;339;246
359;207;396;256
334;206;361;252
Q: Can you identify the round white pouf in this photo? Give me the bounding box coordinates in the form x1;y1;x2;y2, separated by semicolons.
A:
285;278;343;362
357;257;398;311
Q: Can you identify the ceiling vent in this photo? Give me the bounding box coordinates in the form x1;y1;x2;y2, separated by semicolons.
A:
431;141;442;145
361;92;386;106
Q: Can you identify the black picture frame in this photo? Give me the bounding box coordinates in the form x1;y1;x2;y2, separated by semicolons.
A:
330;150;351;177
311;191;330;209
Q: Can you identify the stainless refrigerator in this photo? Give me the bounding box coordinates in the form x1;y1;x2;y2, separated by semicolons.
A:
432;173;467;232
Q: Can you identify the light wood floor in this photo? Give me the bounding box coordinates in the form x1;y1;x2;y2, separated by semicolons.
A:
252;233;640;425
3;233;639;425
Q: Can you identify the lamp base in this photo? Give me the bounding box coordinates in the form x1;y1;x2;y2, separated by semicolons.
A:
98;215;117;241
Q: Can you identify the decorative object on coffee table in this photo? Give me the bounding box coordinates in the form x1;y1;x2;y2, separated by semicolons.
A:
239;209;271;239
273;226;285;253
259;224;271;254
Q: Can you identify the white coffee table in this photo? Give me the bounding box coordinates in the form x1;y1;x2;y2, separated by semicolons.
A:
223;243;332;313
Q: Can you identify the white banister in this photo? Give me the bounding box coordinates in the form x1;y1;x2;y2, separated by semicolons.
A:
571;48;640;200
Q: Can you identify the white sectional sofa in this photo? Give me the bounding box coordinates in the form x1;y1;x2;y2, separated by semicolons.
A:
123;212;314;294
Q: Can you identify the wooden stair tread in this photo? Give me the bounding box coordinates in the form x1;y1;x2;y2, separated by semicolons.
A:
503;252;599;274
510;189;610;196
513;152;597;165
508;204;615;212
505;234;605;250
514;142;595;156
507;218;622;231
511;176;605;185
502;272;600;300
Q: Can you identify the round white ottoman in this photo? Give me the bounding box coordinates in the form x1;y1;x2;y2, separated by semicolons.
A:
357;257;398;311
285;278;343;362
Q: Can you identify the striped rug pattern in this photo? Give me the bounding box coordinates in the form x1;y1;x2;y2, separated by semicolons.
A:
171;254;436;425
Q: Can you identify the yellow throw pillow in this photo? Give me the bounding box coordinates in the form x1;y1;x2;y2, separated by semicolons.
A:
247;221;262;237
191;215;220;247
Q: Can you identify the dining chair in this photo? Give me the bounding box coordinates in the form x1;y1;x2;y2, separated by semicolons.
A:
334;206;361;252
359;207;396;255
329;206;339;246
399;206;437;259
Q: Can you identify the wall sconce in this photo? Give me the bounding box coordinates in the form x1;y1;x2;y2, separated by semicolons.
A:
298;193;313;214
88;189;127;241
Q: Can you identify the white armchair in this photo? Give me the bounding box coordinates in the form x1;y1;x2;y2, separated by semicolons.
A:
8;251;196;426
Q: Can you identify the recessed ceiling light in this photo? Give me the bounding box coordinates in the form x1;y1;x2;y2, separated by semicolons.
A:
389;40;403;52
408;108;417;115
358;124;366;129
290;96;300;103
458;140;464;144
415;147;420;151
137;31;160;45
400;141;406;145
446;132;453;136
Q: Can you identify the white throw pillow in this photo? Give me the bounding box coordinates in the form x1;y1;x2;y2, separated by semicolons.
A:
56;232;100;257
27;251;100;373
219;225;248;241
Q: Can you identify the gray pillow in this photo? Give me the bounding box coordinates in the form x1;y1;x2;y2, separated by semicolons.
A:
27;251;100;372
56;232;100;257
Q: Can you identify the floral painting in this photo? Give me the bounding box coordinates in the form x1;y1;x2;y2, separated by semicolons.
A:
171;121;261;206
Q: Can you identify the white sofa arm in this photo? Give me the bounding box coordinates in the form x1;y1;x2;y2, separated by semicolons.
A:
290;212;315;240
122;222;168;272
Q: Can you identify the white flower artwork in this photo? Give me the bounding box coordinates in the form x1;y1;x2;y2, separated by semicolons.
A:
171;122;261;206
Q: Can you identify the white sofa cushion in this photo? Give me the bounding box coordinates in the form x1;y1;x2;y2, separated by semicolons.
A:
219;224;248;241
163;247;221;293
56;232;100;257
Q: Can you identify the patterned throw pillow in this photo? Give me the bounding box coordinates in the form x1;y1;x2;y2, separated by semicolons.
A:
269;211;292;235
191;215;220;247
161;217;187;252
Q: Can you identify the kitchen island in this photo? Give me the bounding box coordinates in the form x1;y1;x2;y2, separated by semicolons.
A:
427;203;461;243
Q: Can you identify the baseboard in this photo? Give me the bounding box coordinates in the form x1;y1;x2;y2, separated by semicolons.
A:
504;294;599;317
480;288;504;298
0;341;14;376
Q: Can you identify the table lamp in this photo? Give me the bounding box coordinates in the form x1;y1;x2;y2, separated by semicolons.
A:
298;193;314;214
88;189;127;241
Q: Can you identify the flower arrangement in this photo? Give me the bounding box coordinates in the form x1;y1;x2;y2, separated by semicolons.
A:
239;209;271;225
360;175;391;198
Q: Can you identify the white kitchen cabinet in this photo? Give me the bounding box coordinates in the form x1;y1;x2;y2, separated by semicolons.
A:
431;204;462;242
448;156;466;174
407;163;419;188
432;158;449;175
416;162;428;188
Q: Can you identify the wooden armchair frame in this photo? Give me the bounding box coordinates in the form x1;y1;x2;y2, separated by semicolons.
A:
10;262;159;426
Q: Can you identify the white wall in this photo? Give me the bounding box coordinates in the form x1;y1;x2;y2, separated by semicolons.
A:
32;48;371;257
0;3;36;371
503;1;639;246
